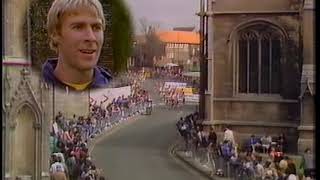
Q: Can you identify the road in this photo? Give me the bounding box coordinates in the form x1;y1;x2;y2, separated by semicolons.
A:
91;79;209;180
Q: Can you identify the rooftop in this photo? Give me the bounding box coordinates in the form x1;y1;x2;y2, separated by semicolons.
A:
156;31;200;44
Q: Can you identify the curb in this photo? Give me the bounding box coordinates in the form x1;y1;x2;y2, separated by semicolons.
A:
170;144;214;180
170;142;231;180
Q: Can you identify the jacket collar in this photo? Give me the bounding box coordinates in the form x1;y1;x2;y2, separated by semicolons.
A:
42;58;112;91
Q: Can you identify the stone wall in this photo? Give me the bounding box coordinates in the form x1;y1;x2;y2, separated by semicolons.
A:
207;0;304;153
3;0;29;57
212;100;295;123
211;14;301;98
3;66;51;180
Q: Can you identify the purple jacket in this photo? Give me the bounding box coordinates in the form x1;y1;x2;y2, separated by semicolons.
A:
42;58;112;90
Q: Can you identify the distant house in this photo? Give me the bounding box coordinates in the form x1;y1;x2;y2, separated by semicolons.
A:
155;31;200;70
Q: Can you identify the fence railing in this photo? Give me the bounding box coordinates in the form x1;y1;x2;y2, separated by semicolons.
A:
50;101;152;179
83;101;151;142
176;135;262;179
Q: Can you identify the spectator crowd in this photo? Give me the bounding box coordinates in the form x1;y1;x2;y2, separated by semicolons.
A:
49;70;152;180
153;66;199;88
176;114;315;180
108;69;147;88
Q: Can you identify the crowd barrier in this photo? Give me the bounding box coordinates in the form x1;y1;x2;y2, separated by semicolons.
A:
176;137;235;177
82;101;151;142
50;100;151;179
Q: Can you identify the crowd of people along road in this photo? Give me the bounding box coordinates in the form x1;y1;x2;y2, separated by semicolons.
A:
153;66;183;80
153;66;200;88
176;115;315;180
50;111;105;180
49;71;152;180
108;69;147;89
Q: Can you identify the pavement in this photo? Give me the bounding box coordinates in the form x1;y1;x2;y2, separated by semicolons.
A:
171;142;232;180
87;112;143;155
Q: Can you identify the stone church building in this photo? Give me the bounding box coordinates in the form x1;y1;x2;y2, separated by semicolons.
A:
204;0;315;154
3;0;51;179
2;0;112;179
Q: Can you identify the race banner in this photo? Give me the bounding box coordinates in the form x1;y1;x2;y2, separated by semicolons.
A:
90;86;131;109
164;82;187;89
185;94;199;103
171;87;195;95
182;87;193;96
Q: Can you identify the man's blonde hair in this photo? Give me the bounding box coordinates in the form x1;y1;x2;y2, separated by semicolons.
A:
47;0;106;52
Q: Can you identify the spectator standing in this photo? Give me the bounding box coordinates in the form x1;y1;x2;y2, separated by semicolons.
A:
176;117;184;136
300;148;315;179
219;140;233;176
278;156;288;179
191;125;201;162
208;127;217;153
220;140;233;161
223;127;235;146
277;133;286;153
261;134;272;153
255;156;265;180
269;146;283;163
243;156;255;179
249;134;261;153
285;158;297;176
264;160;278;180
65;152;77;179
177;118;191;153
198;127;210;164
207;127;217;175
50;132;59;154
50;155;67;179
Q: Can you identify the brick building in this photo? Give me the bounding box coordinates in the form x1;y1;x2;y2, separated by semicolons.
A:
156;31;200;70
2;0;111;179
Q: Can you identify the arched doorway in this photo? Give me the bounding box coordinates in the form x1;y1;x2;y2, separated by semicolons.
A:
12;105;36;178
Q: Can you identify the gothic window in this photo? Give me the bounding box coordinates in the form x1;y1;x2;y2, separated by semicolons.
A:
238;25;282;94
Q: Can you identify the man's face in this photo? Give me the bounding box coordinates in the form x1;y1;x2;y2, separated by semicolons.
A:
55;8;104;71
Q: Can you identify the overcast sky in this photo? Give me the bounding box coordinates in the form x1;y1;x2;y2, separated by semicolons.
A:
123;0;200;34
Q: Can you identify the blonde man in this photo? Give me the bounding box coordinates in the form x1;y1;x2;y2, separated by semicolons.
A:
42;0;112;91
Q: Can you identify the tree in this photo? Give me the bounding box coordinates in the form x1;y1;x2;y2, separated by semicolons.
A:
134;18;165;67
111;0;134;73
